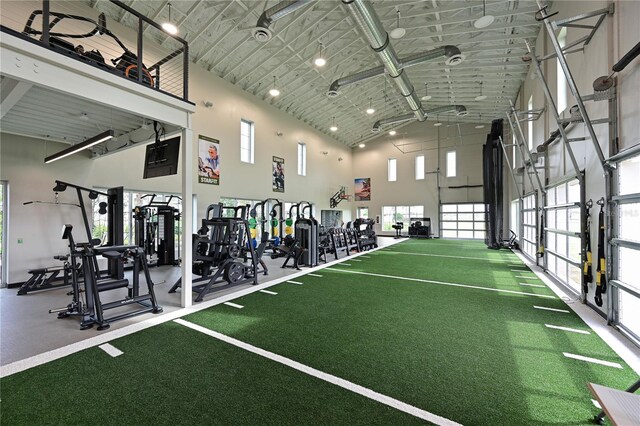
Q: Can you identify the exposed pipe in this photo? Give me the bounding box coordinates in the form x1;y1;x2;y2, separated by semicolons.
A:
327;46;463;96
253;0;313;42
342;0;427;122
372;105;467;132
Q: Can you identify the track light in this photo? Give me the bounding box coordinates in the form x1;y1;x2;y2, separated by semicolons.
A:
475;81;487;101
44;130;114;164
366;98;375;115
390;8;406;39
269;76;280;97
162;2;178;35
314;42;326;67
421;82;431;101
330;116;338;132
474;0;495;29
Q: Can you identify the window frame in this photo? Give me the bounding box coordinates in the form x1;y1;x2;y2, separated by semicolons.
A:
415;154;425;180
240;118;255;164
446;151;456;178
297;142;307;176
388;158;397;182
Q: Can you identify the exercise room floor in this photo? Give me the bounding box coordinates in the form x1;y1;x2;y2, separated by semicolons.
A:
2;239;639;425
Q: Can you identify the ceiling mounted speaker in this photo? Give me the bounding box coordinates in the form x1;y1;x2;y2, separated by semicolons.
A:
252;27;272;42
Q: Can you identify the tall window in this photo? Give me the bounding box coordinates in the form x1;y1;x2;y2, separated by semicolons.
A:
297;142;306;176
446;151;456;177
357;207;369;219
415;155;425;180
512;133;517;169
527;95;533;151
388;158;397;182
557;27;568;114
0;181;6;287
240;119;254;164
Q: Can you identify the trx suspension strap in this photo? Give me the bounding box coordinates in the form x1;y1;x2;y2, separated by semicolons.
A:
594;201;607;307
537;209;545;259
583;200;593;294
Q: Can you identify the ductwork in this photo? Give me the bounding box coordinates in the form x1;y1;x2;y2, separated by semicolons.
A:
252;0;313;42
327;46;463;97
342;0;426;122
372;105;467;132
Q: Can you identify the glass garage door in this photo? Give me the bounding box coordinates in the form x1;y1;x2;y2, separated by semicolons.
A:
440;203;485;239
521;193;537;261
544;179;582;294
611;152;640;342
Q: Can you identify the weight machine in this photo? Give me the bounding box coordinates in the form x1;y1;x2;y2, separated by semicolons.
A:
132;194;181;266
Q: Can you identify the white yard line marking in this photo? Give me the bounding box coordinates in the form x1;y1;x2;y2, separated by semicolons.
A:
377;250;511;262
98;343;123;358
259;290;278;295
511;269;529;272
325;268;556;299
307;274;323;277
533;305;570;313
563;353;623;369
520;283;544;288
223;302;244;309
351;259;363;262
545;324;591;335
174;319;461;426
515;275;537;279
339;263;352;266
360;256;371;258
287;280;304;285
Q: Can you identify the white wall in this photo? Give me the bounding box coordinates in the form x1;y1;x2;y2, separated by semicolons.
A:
352;121;487;236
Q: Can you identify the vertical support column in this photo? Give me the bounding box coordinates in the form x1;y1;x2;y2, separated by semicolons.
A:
505;112;536;192
498;136;521;196
181;124;193;308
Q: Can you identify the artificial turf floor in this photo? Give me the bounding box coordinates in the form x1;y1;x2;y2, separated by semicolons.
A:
1;239;637;425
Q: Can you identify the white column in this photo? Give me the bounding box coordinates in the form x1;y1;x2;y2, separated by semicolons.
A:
181;124;193;308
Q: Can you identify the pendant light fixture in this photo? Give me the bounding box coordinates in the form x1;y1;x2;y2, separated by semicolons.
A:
389;8;406;39
313;42;326;67
474;0;495;29
475;81;487;101
475;114;485;129
366;98;375;115
269;76;280;97
434;115;442;127
162;2;178;35
421;82;432;101
389;130;396;136
330;116;338;132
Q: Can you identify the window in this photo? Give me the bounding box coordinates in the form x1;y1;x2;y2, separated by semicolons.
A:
382;205;424;232
446;151;456;177
527;95;533;151
512;133;517;169
388;158;397;182
240;119;254;164
521;193;538;260
440;203;485;239
357;207;369;219
297;142;306;176
557;27;568;114
415;155;425;180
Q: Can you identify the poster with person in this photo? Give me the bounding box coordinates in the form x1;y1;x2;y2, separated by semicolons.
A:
354;177;371;201
272;156;285;192
198;135;220;185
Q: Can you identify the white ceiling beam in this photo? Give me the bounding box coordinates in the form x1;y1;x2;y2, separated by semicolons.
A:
0;78;33;119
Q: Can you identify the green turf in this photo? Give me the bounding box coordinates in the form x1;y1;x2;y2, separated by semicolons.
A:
0;322;425;425
181;240;637;425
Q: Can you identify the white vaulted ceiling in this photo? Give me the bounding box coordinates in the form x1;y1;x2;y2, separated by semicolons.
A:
87;0;542;147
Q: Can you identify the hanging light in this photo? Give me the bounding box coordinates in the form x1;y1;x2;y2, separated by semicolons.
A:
389;130;397;136
475;114;485;129
330;116;338;132
314;42;326;67
162;2;178;35
359;143;366;148
389;8;406;39
366;98;375;115
269;76;280;97
421;82;431;101
434;115;442;127
474;0;495;29
475;81;487;101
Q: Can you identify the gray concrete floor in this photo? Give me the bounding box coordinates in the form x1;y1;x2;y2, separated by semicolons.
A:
1;237;397;365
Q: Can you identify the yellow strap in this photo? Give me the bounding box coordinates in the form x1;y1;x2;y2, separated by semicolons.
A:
586;252;592;264
596;271;602;285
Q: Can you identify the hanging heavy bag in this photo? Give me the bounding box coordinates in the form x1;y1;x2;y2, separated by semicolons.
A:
594;204;607;307
537;210;545;258
583;205;593;294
